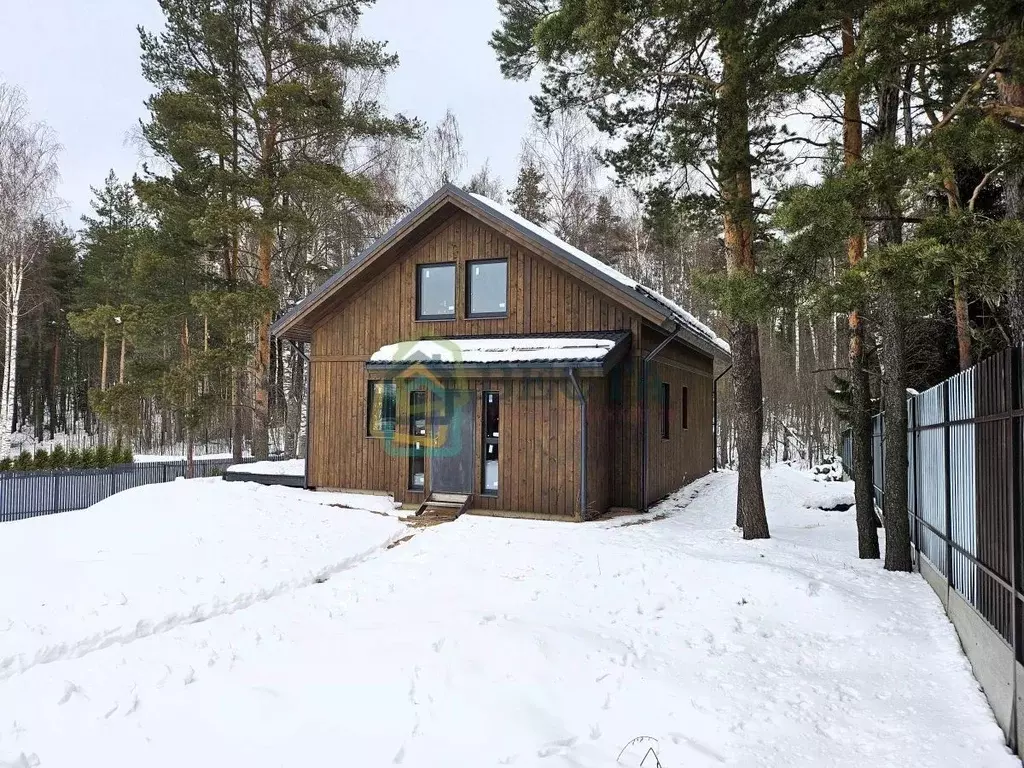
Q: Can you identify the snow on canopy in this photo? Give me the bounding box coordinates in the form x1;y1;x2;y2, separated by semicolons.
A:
369;336;618;365
470;192;731;356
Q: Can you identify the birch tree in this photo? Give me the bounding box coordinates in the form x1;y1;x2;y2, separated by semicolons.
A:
0;84;60;458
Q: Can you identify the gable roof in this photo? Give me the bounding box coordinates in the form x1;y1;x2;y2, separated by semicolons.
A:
271;184;730;362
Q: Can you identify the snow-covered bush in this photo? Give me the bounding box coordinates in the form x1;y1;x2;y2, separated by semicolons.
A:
810;456;844;482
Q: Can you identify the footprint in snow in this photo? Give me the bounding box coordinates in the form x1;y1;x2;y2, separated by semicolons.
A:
432;638;445;653
57;681;85;705
536;736;577;758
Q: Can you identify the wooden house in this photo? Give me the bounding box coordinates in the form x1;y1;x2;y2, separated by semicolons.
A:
271;184;731;521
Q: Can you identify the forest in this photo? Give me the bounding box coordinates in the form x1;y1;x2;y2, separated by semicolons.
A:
0;1;1022;571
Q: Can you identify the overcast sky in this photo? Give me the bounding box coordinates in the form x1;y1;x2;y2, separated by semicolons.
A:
0;0;537;226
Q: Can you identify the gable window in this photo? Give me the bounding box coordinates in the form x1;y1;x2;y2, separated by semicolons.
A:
367;380;397;437
417;263;456;320
682;386;689;430
466;259;508;318
660;382;671;440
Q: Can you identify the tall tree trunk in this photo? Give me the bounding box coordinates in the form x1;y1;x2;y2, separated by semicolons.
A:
953;277;972;369
252;9;277;462
100;330;109;391
254;232;273;460
1000;69;1024;343
284;343;305;459
118;332;127;384
877;76;913;573
182;318;194;479
843;16;880;559
49;331;60;439
719;4;768;539
0;259;21;458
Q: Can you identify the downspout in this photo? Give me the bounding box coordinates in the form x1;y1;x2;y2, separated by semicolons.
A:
713;365;733;471
568;368;587;520
287;339;312;490
641;322;681;512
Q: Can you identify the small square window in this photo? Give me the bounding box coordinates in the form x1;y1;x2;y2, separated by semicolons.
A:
417;263;456;320
367;380;397;437
467;259;508;318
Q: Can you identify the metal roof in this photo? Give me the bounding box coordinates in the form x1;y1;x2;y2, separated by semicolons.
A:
364;331;632;375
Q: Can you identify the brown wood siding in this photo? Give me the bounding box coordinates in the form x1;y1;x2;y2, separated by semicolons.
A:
641;326;716;505
585;377;612;519
306;209;713;518
311;210;639;356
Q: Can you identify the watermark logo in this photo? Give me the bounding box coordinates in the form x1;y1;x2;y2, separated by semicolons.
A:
379;340;470;460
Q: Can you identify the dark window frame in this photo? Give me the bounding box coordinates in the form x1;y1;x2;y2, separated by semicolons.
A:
465;258;509;319
660;382;671;440
367;380;397;438
416;262;457;321
481;391;500;495
408;389;426;490
682;386;689;430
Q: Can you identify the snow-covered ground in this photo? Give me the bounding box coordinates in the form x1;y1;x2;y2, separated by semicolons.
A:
0;467;1012;767
0;480;405;682
226;458;305;476
133;452;238;463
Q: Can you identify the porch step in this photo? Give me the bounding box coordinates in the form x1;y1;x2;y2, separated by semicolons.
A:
430;492;468;503
411;493;472;525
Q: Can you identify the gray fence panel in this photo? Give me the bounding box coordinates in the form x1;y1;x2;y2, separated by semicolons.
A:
917;383;949;575
947;368;978;604
0;456;281;523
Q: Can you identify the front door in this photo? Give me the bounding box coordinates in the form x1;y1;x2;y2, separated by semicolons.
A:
430;389;475;493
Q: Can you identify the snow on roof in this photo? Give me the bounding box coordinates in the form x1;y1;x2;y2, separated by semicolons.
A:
469;193;731;356
369;336;618;365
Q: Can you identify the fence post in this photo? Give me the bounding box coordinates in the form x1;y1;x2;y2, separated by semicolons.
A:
53;471;59;514
162;463;167;484
943;379;953;596
1008;346;1020;752
910;396;920;568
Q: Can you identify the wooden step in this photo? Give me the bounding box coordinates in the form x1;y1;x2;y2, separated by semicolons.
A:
431;492;469;503
412;493;472;522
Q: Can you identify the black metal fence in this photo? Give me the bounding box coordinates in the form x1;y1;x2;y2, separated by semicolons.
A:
844;349;1023;734
0;456;274;523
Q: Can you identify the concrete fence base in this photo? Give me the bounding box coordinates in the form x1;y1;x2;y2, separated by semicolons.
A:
920;556;1023;751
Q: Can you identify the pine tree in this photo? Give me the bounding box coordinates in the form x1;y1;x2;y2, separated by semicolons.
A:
466;161;504;201
581;195;628;266
139;0;417;458
492;0;832;538
507;161;550;226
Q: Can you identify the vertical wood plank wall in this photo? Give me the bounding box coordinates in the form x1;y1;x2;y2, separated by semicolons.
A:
641;327;716;505
308;209;715;518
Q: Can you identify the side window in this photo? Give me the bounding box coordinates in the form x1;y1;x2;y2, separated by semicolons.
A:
482;392;499;493
367;380;397;437
660;382;670;440
682;386;689;430
417;263;456;320
467;259;508;317
409;390;426;489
